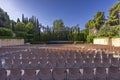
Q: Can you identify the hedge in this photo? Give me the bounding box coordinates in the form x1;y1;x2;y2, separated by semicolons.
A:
0;27;13;36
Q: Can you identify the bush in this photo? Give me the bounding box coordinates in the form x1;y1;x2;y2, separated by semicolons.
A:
0;36;14;39
26;34;34;43
87;34;96;43
79;33;86;42
16;31;27;39
0;27;13;36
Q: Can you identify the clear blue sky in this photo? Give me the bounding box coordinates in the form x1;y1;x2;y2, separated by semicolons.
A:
0;0;117;29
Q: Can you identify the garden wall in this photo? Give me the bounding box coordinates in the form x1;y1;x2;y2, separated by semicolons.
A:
0;39;24;47
111;38;120;47
93;38;111;45
93;38;120;47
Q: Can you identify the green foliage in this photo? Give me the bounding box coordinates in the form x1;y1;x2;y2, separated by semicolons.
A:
53;19;64;30
16;31;27;39
72;24;80;41
106;2;120;26
14;16;40;43
85;12;105;34
15;22;26;32
10;20;16;31
26;34;34;42
87;34;96;43
0;36;23;39
0;8;10;28
98;25;120;38
39;32;47;42
0;28;13;36
73;32;78;41
85;20;95;29
98;25;109;37
93;12;105;30
52;19;66;40
68;32;73;41
80;29;89;41
108;25;119;37
25;22;34;34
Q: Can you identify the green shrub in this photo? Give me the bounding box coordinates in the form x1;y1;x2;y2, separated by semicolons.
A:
87;34;96;43
16;31;27;39
0;27;13;36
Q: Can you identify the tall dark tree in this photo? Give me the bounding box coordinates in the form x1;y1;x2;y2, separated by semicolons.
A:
0;8;10;28
22;14;25;23
17;18;20;22
10;20;16;31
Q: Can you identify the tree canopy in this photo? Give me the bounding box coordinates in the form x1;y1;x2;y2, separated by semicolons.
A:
106;2;120;26
85;12;105;34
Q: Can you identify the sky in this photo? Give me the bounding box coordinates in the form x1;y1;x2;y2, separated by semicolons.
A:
0;0;117;29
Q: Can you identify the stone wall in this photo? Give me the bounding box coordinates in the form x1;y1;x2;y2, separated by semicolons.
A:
93;38;120;47
111;38;120;47
0;39;24;47
93;38;110;45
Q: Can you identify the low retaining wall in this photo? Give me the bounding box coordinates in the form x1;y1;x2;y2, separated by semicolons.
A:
93;38;110;45
111;38;120;47
0;39;24;47
94;38;120;47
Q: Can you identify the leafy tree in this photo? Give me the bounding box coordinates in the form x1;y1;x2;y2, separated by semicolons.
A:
85;12;105;34
85;20;95;29
93;12;105;30
80;29;89;41
98;25;120;38
98;25;109;37
108;25;119;37
53;19;64;30
106;2;120;26
72;24;80;41
52;19;65;40
15;22;26;32
25;22;34;34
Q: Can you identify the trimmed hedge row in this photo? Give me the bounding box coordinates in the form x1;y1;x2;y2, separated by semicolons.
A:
0;27;13;36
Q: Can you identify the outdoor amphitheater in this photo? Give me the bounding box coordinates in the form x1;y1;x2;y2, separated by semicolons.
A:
0;44;120;80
